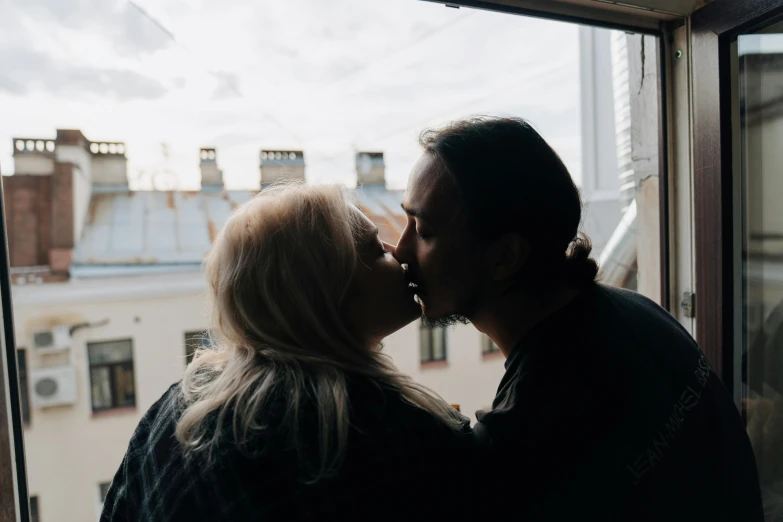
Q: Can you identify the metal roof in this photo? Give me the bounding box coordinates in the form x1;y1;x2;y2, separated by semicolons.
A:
71;186;407;278
72;189;255;275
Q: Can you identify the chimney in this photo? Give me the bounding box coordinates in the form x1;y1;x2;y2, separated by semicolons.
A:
199;148;223;189
260;150;305;187
6;134;78;280
12;137;56;175
88;140;128;186
356;152;385;187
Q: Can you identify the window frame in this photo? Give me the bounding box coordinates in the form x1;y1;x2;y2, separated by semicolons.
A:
419;323;448;364
87;339;136;413
481;334;501;356
0;3;679;520
29;495;38;522
96;481;110;519
690;0;783;390
183;330;211;365
17;348;30;425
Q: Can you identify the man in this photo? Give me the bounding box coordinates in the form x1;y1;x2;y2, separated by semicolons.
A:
394;116;763;521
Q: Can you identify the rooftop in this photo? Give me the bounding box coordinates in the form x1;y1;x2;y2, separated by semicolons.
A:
71;184;406;278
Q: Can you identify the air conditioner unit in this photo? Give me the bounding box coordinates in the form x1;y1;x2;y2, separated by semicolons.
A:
31;325;71;353
30;366;77;408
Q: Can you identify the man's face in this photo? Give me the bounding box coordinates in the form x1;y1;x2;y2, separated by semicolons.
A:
395;153;486;326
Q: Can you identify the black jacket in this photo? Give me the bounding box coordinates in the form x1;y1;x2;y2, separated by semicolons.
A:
101;375;477;521
475;284;764;521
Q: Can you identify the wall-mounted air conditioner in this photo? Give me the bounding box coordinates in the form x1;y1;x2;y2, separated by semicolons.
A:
31;325;71;353
30;366;77;408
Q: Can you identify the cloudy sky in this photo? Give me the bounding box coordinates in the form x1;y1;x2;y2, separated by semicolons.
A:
0;0;581;190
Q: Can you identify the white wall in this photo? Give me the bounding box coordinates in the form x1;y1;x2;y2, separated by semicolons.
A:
579;26;621;200
90;156;127;186
14;272;504;521
12;154;54;176
383;323;505;420
16;275;210;522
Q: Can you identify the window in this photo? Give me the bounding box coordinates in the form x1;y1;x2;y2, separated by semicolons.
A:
17;348;30;424
481;335;500;355
87;340;135;412
736;24;783;517
30;495;39;522
184;330;212;365
97;481;111;516
98;482;110;503
420;323;447;364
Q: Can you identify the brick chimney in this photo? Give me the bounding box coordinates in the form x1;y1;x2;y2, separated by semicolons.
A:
356;152;385;187
199;148;223;189
88;140;128;186
259;150;305;187
6;134;79;280
4;129;120;281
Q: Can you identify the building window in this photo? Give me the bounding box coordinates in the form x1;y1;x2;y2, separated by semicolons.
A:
481;335;501;355
184;330;212;365
99;482;111;503
97;481;111;515
17;349;30;424
30;495;39;522
420;323;447;364
87;339;135;412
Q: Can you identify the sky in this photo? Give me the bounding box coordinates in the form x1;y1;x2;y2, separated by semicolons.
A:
0;0;581;190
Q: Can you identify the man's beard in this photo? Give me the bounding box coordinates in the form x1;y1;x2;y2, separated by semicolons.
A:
419;291;478;328
421;313;470;328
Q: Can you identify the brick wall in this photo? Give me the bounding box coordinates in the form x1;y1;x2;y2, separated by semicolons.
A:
51;163;74;249
2;176;52;267
2;164;74;276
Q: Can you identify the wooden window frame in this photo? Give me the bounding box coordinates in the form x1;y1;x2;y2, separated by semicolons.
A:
87;339;136;413
691;0;783;390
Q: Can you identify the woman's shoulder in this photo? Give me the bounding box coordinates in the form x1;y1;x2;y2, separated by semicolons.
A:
122;383;185;466
345;374;473;446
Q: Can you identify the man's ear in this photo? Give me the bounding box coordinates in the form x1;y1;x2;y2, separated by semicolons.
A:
487;233;530;281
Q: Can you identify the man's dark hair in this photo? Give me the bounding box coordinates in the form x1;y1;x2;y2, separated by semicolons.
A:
419;116;598;286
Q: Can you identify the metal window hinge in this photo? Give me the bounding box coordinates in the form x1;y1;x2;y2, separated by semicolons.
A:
681;292;696;319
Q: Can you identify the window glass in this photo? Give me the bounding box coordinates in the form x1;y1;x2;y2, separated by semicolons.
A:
87;341;133;365
88;340;135;411
30;495;39;522
419;322;432;363
0;1;662;516
184;330;212;365
432;328;447;362
737;24;783;518
482;335;500;355
420;323;447;363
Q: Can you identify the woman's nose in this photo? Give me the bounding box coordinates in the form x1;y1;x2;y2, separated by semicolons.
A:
382;241;397;257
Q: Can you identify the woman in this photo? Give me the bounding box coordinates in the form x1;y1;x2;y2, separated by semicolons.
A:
101;184;476;521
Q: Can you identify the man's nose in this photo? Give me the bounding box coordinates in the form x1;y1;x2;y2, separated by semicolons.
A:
393;226;413;265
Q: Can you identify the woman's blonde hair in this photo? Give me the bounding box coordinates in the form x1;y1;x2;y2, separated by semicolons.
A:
176;183;462;480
